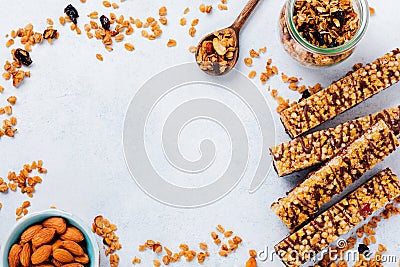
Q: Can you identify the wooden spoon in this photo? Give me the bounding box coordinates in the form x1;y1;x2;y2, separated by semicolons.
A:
195;0;261;76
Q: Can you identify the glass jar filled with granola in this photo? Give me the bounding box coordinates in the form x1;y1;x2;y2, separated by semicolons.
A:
279;0;369;67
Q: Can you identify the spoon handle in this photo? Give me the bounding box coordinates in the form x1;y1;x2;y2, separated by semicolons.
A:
231;0;261;32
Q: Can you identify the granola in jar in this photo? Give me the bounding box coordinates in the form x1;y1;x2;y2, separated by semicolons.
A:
279;0;369;66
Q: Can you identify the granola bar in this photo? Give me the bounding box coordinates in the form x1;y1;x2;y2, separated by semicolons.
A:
271;105;400;177
271;120;399;230
280;49;400;138
275;168;400;267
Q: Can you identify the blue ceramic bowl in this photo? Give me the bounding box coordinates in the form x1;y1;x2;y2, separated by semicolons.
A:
1;209;100;267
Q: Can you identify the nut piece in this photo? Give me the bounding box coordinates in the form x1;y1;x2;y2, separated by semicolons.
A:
60;227;84;242
246;257;257;267
167;39;177;47
7;96;17;105
53;248;74;263
20;243;31;267
31;245;52;265
96;54;103;61
21;224;43;243
213;38;227;56
249;249;257;258
32;228;56;247
218;250;228;257
248;70;257;79
199;242;208;251
244;57;252;66
42;217;67;234
8;244;22;267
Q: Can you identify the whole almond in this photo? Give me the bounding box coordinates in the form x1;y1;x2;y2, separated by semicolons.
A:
32;228;56;247
52;258;64;267
20;243;31;267
74;253;89;264
20;224;42;243
61;263;85;267
60;240;84;256
52;239;63;251
53;248;74;263
34;264;54;267
60;227;84;242
42;217;67;234
8;244;22;267
31;245;52;264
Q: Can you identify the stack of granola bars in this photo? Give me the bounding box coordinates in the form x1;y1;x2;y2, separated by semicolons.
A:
270;49;400;267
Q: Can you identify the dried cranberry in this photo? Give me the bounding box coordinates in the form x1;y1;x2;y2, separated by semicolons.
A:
14;48;32;66
64;4;79;24
359;203;371;217
205;42;213;55
100;15;111;31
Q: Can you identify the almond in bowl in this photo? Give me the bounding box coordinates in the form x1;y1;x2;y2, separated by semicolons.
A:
1;209;99;267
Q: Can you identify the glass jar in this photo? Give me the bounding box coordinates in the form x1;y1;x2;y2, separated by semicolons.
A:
279;0;369;67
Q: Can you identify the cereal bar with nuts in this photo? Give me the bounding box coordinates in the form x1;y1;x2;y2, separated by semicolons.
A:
271;105;400;177
275;168;400;267
271;120;399;230
280;49;400;138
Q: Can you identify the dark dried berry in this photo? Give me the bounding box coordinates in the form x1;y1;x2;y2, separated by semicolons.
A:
328;39;337;48
14;48;32;66
43;29;57;39
64;4;79;24
313;31;325;46
100;15;111;31
300;89;311;101
332;11;345;26
205;42;213;55
302;31;310;41
358;244;370;256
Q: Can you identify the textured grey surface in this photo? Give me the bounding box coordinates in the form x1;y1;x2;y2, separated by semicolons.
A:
0;0;399;266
